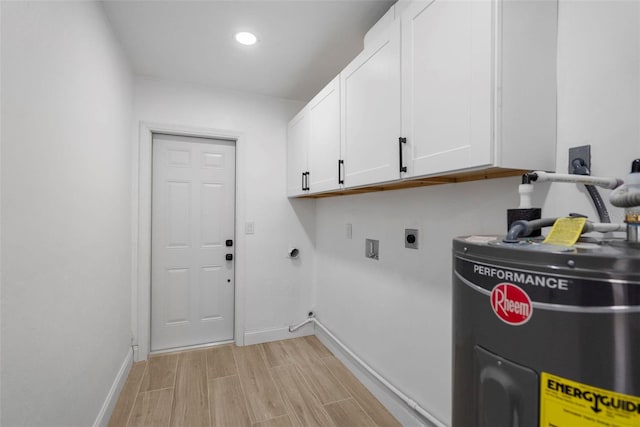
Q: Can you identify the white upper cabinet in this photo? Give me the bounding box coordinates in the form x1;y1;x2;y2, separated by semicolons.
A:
286;108;309;197
341;18;402;188
287;0;558;197
287;76;341;197
401;0;558;177
308;76;342;194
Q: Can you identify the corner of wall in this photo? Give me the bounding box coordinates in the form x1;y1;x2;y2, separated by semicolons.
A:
93;348;133;427
363;3;396;49
0;2;3;423
243;323;314;346
314;328;432;427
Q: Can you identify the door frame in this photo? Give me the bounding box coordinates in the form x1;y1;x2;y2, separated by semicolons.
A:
133;121;246;361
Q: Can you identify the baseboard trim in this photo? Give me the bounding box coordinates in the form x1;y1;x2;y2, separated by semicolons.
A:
93;347;133;427
150;339;234;356
244;324;313;345
315;326;435;427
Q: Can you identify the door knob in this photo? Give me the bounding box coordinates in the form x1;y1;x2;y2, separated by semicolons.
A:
226;254;233;261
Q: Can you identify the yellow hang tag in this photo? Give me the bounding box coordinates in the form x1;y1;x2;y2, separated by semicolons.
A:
543;217;587;246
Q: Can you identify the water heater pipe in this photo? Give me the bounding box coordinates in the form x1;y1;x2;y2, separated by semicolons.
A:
569;159;612;223
609;159;640;242
582;222;627;233
610;189;640;208
529;171;622;189
517;183;534;209
289;315;447;427
504;218;558;243
504;218;626;243
610;163;640;208
584;184;612;223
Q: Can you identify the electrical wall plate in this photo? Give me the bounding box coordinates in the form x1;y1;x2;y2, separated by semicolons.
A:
245;221;255;234
365;238;379;260
568;145;591;174
405;229;418;249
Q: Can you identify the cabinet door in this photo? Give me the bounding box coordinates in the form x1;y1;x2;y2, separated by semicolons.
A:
341;19;401;188
286;109;309;197
308;76;341;194
402;0;493;177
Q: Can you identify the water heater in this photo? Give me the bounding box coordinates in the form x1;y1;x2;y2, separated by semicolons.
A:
452;237;640;427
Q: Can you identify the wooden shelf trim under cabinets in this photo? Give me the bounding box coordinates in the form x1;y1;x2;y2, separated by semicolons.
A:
296;167;527;198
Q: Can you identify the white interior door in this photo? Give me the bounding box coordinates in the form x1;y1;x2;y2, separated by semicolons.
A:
151;133;235;351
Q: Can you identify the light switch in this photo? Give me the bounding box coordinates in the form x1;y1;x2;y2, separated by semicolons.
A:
245;221;255;234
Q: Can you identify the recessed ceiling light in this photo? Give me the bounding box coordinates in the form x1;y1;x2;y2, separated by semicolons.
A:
235;32;257;46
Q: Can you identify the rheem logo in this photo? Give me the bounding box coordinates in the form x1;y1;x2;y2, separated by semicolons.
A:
490;283;532;325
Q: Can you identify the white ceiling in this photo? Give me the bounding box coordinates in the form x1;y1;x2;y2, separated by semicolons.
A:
102;0;395;102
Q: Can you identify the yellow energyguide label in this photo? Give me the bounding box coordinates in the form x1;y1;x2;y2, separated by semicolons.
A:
543;217;587;246
540;372;640;427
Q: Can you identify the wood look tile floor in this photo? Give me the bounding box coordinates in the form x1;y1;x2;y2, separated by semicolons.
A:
109;336;401;427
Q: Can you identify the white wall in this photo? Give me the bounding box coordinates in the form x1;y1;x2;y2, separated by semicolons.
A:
1;2;134;426
0;3;4;424
547;0;640;220
315;179;536;424
313;2;640;425
132;77;314;351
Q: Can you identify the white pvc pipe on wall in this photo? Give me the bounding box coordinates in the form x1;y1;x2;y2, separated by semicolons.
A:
289;316;447;427
532;171;622;189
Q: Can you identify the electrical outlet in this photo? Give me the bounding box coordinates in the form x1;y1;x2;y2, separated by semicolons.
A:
405;229;418;249
568;145;591;174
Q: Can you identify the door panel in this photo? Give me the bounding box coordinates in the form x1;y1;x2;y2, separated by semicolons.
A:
201;183;223;246
152;134;235;351
341;19;401;187
166;268;189;324
402;0;493;176
200;266;222;321
286;110;309;196
308;76;341;193
166;181;190;247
